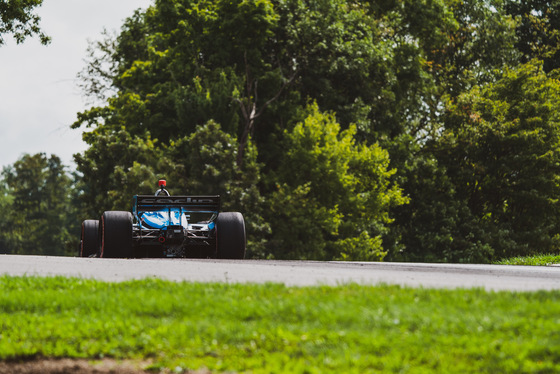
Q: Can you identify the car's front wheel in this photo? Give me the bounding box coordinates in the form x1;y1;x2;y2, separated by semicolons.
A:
216;212;246;259
100;211;133;258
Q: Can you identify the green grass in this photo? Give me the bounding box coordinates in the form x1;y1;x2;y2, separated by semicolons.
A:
494;254;560;266
1;276;560;373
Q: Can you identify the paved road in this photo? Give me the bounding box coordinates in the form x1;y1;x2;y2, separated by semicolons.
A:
1;254;559;291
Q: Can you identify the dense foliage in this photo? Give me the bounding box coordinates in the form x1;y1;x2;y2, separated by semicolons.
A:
0;154;77;255
3;0;560;262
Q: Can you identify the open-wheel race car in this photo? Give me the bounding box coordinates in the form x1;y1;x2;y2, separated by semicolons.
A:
79;180;246;259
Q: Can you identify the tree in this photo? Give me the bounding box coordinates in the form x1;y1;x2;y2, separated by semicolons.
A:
0;0;50;45
268;103;407;260
436;61;560;260
74;127;162;216
427;0;519;96
74;0;460;155
0;179;14;254
0;154;76;256
389;143;495;263
386;0;524;262
77;28;119;105
505;0;560;72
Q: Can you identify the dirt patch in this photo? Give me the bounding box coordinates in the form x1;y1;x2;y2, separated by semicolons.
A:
0;358;153;374
0;358;213;374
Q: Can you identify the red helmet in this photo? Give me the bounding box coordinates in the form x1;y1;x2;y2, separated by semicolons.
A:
156;179;170;196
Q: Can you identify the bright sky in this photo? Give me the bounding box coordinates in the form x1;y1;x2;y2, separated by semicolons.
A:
0;0;153;170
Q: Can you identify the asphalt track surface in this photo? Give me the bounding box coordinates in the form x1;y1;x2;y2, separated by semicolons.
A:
2;254;560;291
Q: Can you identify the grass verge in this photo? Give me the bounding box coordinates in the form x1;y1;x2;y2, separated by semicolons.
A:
494;254;560;266
1;276;560;373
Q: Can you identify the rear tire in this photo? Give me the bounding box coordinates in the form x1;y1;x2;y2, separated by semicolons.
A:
80;220;99;257
216;212;246;259
100;211;133;258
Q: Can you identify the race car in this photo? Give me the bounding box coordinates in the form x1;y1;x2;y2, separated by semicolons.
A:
79;180;246;259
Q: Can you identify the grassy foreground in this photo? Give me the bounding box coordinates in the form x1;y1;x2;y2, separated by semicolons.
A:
1;276;560;373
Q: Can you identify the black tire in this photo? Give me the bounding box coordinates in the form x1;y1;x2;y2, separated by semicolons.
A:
80;220;99;257
100;211;133;258
216;212;246;259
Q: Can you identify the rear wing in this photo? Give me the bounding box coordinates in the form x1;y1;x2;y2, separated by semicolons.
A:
133;195;221;216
